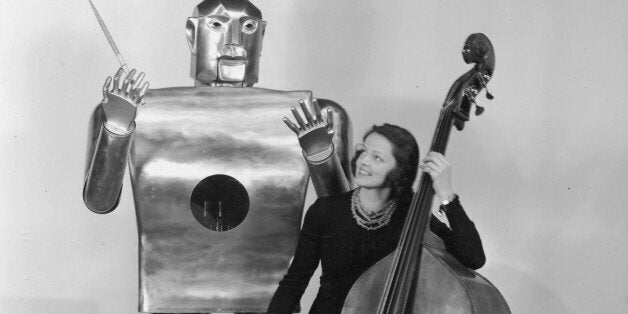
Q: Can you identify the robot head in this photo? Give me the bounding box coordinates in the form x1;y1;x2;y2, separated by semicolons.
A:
186;0;266;86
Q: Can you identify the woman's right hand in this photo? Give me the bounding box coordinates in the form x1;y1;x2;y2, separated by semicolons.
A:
283;99;335;162
101;67;149;134
419;151;455;203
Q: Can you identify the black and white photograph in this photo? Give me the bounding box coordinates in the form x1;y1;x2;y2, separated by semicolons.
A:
1;0;626;313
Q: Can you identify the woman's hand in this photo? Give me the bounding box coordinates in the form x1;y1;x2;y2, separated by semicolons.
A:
283;99;335;162
419;151;455;202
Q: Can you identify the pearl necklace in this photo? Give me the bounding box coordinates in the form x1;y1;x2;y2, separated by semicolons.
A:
351;188;398;231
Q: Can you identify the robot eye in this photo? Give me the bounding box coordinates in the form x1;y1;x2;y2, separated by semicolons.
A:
208;20;223;30
242;19;258;34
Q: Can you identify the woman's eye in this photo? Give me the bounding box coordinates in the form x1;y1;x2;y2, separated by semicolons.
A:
355;144;366;155
374;156;383;162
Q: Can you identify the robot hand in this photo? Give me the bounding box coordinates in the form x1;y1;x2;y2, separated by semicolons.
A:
101;67;149;134
283;99;335;162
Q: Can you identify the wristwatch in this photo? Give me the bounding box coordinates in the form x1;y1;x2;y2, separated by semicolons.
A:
438;194;459;215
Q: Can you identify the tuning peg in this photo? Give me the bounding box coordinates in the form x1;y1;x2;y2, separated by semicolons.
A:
478;74;494;100
454;119;465;131
466;96;484;116
486;90;494;100
475;105;485;116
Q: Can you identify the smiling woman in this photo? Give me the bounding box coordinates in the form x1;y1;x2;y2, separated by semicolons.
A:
267;123;486;314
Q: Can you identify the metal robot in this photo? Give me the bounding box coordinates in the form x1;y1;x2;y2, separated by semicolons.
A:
83;0;352;312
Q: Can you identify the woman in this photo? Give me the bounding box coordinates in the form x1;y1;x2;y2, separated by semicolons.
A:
267;123;485;314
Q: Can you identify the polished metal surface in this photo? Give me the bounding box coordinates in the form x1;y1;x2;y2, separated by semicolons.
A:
84;1;353;311
131;87;313;313
315;99;353;189
306;145;349;197
186;0;265;86
83;106;134;213
83;85;352;312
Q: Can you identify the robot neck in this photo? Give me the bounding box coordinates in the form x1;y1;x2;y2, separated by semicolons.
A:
194;80;252;87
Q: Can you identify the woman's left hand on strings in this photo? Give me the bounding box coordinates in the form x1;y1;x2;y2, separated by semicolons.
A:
419;151;455;202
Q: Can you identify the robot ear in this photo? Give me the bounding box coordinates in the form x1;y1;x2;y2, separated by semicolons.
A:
261;21;267;37
259;21;267;53
186;17;198;54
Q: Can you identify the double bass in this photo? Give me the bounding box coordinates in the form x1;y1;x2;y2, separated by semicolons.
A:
342;33;510;313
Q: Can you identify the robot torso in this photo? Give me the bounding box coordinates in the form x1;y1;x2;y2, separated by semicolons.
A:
131;86;311;313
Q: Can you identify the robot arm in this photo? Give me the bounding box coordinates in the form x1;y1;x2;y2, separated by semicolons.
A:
83;68;148;213
303;148;349;197
83;107;133;213
284;99;351;197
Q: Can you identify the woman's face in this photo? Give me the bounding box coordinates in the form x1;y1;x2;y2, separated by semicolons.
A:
354;133;397;189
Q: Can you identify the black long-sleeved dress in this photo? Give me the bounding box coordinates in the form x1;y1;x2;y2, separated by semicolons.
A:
267;190;485;314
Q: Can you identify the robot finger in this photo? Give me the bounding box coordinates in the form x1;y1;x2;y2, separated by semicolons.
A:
112;67;125;93
290;106;307;130
313;99;323;124
124;80;133;96
102;76;112;101
121;69;137;93
283;117;301;135
132;72;145;90
136;81;150;103
113;67;125;79
299;99;314;127
326;108;334;132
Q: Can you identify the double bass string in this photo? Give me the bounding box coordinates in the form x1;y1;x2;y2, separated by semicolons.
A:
378;104;456;313
383;106;447;312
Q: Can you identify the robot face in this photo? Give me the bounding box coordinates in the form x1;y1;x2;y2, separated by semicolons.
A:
187;0;266;86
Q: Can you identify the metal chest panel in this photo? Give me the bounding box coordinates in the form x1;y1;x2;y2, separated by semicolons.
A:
130;86;311;312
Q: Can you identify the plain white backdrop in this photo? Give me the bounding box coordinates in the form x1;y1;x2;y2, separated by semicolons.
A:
1;0;627;313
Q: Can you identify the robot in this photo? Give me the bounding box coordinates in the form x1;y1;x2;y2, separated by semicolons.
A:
83;0;352;312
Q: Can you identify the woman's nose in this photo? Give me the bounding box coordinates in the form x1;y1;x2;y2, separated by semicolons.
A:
360;155;370;166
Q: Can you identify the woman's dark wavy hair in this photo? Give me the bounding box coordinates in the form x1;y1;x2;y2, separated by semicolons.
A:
351;123;419;205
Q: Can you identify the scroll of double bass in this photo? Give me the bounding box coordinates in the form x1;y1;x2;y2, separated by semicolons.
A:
343;33;510;313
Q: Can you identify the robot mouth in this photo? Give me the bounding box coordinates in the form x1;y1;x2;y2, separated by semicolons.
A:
218;57;246;82
218;56;247;66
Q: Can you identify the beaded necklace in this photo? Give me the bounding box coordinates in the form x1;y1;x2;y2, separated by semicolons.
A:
350;188;398;231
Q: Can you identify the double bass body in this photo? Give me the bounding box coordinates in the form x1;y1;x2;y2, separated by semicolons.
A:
343;231;510;313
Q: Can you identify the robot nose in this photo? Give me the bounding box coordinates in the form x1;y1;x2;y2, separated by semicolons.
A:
219;45;247;58
227;25;241;46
